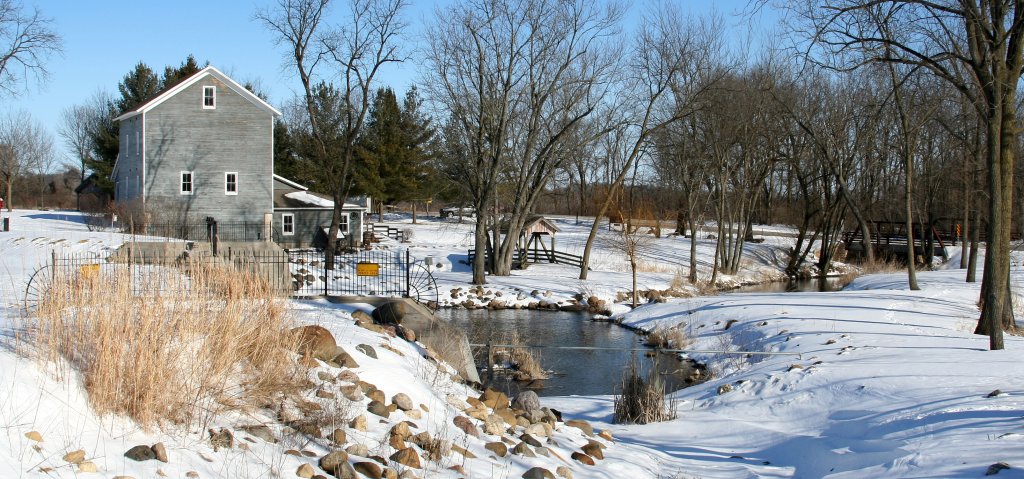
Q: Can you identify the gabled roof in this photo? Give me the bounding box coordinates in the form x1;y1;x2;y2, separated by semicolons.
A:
114;66;281;121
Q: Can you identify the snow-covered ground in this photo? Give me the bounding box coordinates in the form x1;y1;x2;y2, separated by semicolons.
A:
2;209;1022;478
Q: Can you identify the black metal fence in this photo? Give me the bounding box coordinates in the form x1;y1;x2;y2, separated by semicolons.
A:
26;247;437;308
289;249;410;297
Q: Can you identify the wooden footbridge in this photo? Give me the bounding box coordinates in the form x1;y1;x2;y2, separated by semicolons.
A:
842;221;952;261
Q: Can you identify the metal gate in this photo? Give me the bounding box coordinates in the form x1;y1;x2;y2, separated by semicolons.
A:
288;248;438;307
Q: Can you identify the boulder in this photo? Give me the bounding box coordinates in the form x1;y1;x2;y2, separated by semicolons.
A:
452;416;480;438
292;325;338;361
354;461;383;479
483;414;506;436
389;448;421;469
372;300;406;325
390;422;412;441
341;385;365;401
338;370;360;382
522;467;556;479
346;443;370;457
124;445;155;461
556;466;573;478
520;434;543;448
319;451;350;476
571;452;595;466
63;450;87;464
297;463;315;478
480;389;510;410
152;442;169;463
512;442;536;457
565;419;594;436
367;401;389;418
352;310;374;325
356;344;378;359
349;415;368;431
78;461;98;473
330;429;347;445
581;442;604;460
24;431;42;442
512;391;541;413
485;442;508;457
333;350;360;368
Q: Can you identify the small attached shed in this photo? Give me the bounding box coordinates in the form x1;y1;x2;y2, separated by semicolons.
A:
272;175;370;248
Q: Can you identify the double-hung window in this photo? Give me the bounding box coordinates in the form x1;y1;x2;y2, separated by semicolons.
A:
225;172;238;195
180;171;194;195
282;214;295;236
339;214;349;234
203;86;216;109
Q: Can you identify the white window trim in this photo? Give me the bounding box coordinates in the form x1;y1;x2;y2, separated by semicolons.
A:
339;214;349;234
225;172;238;195
203;85;216;109
282;213;295;236
180;171;194;195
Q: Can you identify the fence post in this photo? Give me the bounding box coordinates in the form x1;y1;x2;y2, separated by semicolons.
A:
324;251;328;297
486;340;494;383
405;249;411;298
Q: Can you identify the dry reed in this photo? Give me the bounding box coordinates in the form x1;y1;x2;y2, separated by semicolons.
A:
613;355;676;424
25;257;303;428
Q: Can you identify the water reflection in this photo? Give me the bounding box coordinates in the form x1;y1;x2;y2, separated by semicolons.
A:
435;309;695;397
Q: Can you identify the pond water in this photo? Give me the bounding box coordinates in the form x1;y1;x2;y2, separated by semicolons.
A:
435;308;695;397
728;276;848;294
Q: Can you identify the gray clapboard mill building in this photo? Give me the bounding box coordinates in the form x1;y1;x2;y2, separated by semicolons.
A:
111;65;368;247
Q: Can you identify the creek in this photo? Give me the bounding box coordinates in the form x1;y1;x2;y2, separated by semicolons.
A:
435;308;696;397
437;278;849;397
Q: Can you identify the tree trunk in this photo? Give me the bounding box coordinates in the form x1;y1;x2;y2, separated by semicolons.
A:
688;217;699;283
905;153;919;290
967;208;979;282
472;216;488;285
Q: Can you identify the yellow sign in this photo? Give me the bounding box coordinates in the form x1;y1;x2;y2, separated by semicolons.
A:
356;262;380;277
79;264;100;279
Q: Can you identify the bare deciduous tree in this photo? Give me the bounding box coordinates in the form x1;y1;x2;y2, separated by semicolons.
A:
578;7;721;280
427;0;620;282
0;110;53;210
797;0;1022;349
0;0;61;97
257;0;406;268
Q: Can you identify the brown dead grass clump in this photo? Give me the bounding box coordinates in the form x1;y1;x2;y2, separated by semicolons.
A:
495;331;547;381
840;257;906;284
26;258;303;428
644;326;693;350
613;355;676;425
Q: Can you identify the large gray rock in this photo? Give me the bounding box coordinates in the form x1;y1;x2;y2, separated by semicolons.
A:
512;391;541;412
372;300;406;325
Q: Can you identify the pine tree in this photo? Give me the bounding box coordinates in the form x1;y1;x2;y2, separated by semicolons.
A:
355;86;435;211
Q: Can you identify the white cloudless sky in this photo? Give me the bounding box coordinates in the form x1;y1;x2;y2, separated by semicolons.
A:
6;0;780;167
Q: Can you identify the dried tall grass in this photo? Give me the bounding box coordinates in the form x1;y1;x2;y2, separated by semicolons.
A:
495;331;547;381
613;355;676;425
840;257;906;284
25;258;303;428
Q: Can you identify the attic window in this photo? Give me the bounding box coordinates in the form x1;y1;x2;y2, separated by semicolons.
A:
203;86;216;109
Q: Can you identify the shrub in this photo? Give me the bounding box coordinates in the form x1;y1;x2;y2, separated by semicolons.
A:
25;256;304;428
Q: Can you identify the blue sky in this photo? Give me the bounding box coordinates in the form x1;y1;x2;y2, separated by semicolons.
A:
7;0;778;165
